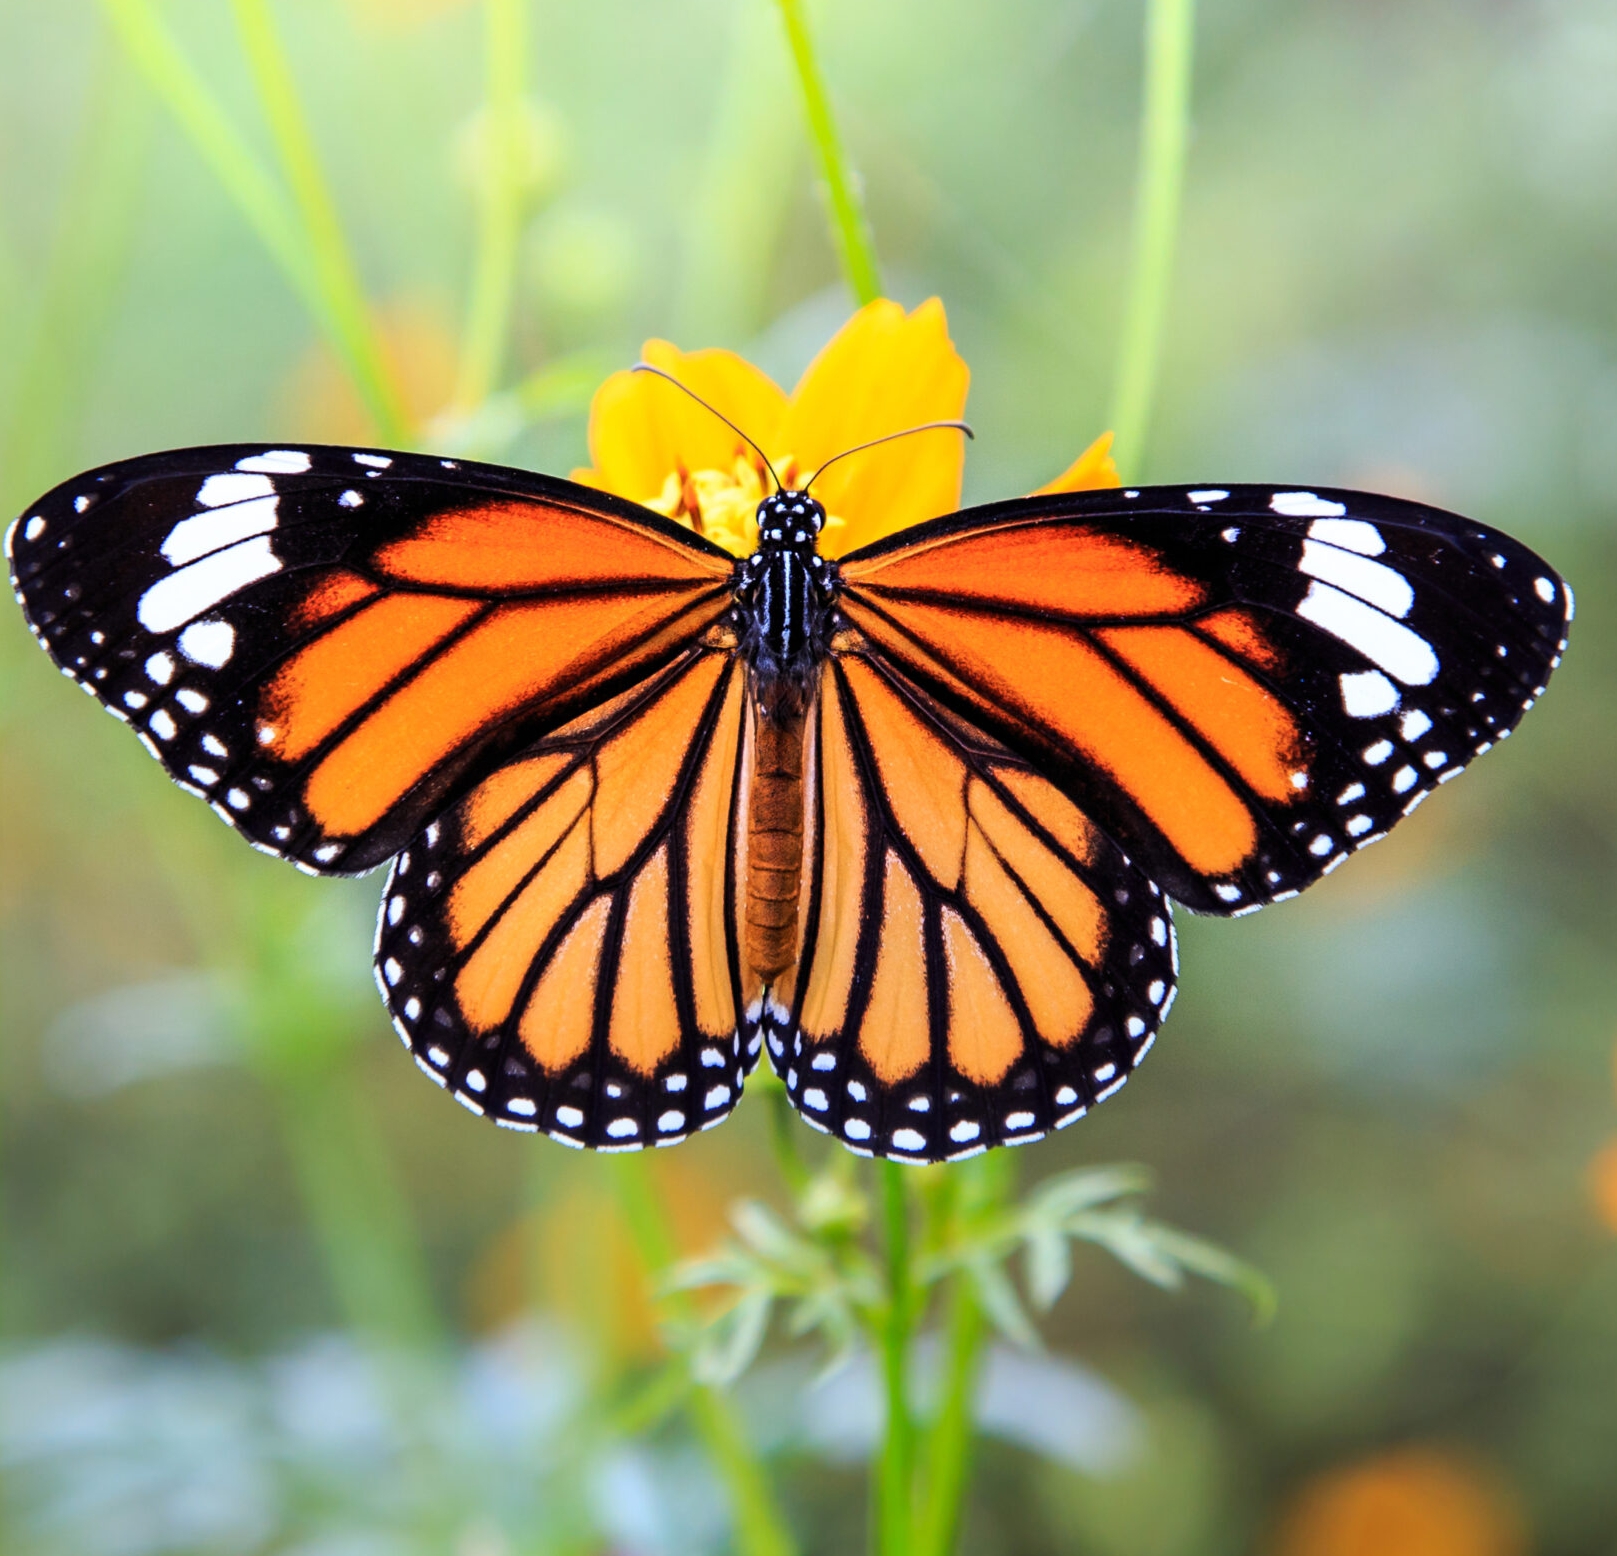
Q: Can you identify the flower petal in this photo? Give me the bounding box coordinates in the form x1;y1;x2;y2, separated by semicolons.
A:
1032;431;1121;495
583;340;788;504
781;298;969;557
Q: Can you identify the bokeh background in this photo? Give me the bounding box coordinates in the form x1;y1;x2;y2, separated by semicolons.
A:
3;0;1616;1552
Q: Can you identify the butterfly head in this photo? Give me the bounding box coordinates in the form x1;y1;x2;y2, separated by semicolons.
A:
755;490;826;555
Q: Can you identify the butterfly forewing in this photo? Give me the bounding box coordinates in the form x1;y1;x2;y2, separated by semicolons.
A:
8;445;735;874
764;648;1178;1162
376;647;756;1147
837;485;1571;915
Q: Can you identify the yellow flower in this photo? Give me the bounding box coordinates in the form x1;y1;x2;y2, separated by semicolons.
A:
571;296;1119;560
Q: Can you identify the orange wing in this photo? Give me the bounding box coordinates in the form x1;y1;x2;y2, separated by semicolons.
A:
10;445;735;873
759;645;1178;1161
375;647;756;1147
837;487;1571;914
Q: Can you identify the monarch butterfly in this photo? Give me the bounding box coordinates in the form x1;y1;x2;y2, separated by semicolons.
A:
8;403;1569;1161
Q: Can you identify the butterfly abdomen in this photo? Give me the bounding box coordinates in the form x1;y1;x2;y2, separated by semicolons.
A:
745;704;807;980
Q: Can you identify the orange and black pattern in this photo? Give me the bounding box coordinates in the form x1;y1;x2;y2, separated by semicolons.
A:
10;448;1571;1160
8;445;733;873
376;648;755;1146
838;487;1571;916
761;648;1177;1158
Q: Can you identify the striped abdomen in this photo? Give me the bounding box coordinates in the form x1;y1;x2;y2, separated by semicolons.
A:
745;704;807;981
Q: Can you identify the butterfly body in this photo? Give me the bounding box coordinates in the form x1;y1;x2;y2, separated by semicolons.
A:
8;445;1570;1160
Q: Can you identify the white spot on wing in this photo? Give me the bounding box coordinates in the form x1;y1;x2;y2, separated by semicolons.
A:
353;452;392;469
197;472;273;508
24;516;46;542
1301;584;1437;685
1272;491;1347;518
139;538;279;632
1298;540;1414;618
1534;576;1556;604
162;495;279;566
1187;489;1228;503
235;450;309;474
178;618;237;668
145;651;176;684
1400;709;1432;741
1340;670;1401;718
1306;517;1385;555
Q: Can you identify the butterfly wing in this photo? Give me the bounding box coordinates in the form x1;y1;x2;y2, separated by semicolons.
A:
763;647;1178;1161
837;485;1570;914
374;644;755;1147
8;444;735;873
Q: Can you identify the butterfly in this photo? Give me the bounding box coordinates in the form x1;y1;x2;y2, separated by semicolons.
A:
8;432;1570;1162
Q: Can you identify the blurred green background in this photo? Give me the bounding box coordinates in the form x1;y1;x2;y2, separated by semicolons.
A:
3;0;1615;1552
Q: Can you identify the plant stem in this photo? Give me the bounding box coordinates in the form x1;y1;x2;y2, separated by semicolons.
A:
1;39;151;510
912;1152;1011;1556
455;0;528;409
611;1156;798;1556
914;1278;983;1556
773;0;882;306
230;0;409;443
99;0;409;442
98;0;312;294
1109;0;1197;482
270;1061;441;1348
876;1160;916;1556
766;1076;813;1197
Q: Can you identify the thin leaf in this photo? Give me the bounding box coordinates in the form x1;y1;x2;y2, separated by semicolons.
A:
968;1258;1041;1351
1024;1227;1072;1313
695;1287;776;1387
1133;1221;1277;1325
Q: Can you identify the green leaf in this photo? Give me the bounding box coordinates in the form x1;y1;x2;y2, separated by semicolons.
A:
968;1257;1041;1350
695;1287;776;1387
1024;1226;1073;1312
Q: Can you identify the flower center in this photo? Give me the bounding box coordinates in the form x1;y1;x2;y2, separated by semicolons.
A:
644;452;846;557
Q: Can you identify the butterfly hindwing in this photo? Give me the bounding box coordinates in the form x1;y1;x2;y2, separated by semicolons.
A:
837;484;1571;915
375;647;756;1148
8;444;735;874
765;648;1178;1162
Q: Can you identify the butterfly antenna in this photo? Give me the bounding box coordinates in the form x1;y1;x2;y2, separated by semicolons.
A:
631;362;783;493
805;420;974;491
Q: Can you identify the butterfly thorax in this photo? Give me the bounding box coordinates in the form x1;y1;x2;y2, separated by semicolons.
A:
735;491;836;982
735;491;836;719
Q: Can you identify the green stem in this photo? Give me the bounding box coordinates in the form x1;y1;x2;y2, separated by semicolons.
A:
913;1151;1015;1556
455;0;528;409
268;1061;441;1348
230;0;409;443
610;1157;798;1556
98;0;312;294
767;1077;813;1198
773;0;882;306
876;1160;916;1556
99;0;409;443
1108;0;1197;481
1;39;151;510
914;1279;984;1556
